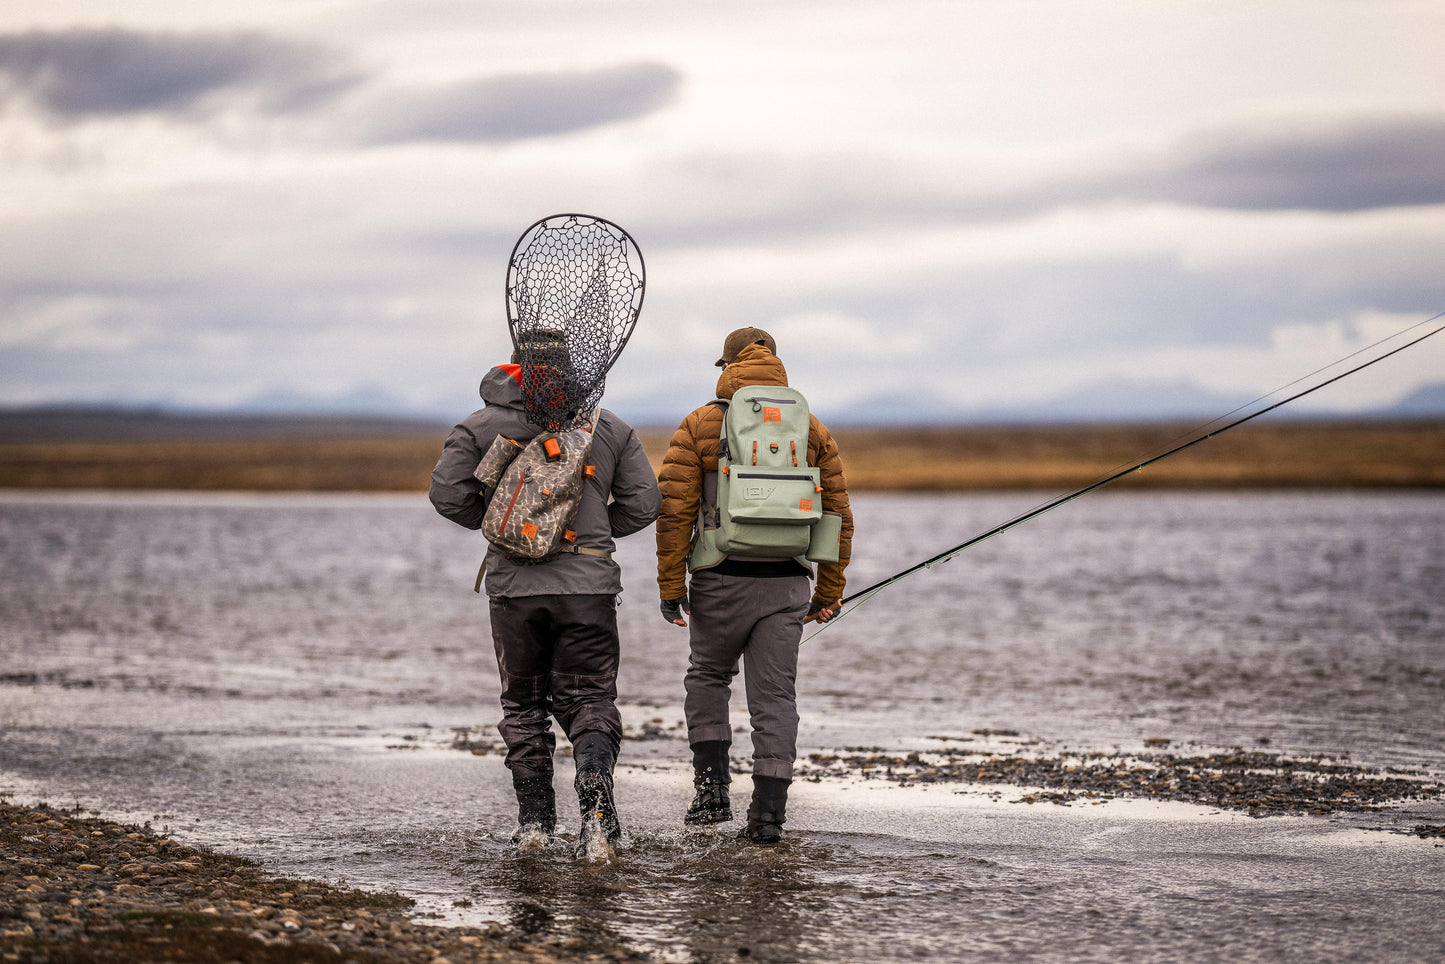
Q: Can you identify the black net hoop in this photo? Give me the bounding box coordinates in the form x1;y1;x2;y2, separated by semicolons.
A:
505;213;646;432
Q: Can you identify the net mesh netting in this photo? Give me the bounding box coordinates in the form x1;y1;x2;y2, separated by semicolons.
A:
506;214;645;432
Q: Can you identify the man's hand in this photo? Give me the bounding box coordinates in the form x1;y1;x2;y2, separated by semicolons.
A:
660;595;690;627
805;599;839;624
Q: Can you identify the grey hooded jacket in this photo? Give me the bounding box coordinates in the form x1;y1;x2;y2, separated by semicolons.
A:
430;365;660;598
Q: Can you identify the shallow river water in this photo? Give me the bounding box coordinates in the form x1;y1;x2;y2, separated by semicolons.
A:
2;490;1442;962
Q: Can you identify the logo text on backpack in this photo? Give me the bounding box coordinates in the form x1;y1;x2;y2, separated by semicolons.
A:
763;407;781;422
744;484;775;501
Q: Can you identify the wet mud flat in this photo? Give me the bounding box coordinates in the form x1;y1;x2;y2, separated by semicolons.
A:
0;803;645;964
800;736;1445;826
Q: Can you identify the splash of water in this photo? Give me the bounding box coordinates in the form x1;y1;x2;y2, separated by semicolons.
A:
575;814;620;863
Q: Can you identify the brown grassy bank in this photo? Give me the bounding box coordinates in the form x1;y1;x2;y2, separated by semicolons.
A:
1;420;1442;492
0;438;444;492
823;420;1445;490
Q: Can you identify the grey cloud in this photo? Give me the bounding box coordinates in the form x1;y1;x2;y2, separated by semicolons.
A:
1092;114;1445;212
361;62;681;144
636;113;1445;252
0;27;361;118
630;112;1445;250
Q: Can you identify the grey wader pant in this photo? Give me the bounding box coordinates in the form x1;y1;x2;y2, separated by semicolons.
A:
489;593;622;778
684;569;810;780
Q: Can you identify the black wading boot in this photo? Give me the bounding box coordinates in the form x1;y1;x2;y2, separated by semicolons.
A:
684;740;732;825
572;731;622;854
509;771;555;845
738;775;790;845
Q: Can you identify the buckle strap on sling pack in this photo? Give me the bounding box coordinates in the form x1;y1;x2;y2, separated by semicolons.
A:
473;545;615;593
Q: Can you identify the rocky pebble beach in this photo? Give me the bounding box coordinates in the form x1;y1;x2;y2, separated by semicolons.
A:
0;803;647;964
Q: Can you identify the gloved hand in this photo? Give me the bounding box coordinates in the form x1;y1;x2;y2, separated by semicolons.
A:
661;594;690;627
805;599;839;624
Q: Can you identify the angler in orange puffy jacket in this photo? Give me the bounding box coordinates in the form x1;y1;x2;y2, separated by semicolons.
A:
655;327;854;844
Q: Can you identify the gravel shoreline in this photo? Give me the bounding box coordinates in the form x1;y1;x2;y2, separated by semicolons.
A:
6;747;1441;962
0;803;646;964
799;741;1445;822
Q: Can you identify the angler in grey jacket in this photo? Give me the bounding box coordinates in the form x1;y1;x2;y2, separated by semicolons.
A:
430;363;660;843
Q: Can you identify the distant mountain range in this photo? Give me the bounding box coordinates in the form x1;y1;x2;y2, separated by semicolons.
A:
1390;381;1445;416
3;378;1442;441
822;378;1445;425
0;406;449;443
234;385;435;419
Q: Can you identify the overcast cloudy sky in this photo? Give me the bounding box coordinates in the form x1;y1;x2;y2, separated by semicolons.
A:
2;0;1443;424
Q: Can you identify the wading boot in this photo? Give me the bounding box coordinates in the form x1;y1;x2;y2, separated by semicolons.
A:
684;740;732;825
738;775;790;845
509;771;556;846
572;731;622;855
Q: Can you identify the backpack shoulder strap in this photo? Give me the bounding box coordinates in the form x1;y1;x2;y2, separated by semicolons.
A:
697;399;730;525
709;399;730;461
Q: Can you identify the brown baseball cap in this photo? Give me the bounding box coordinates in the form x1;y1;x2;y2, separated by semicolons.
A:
715;327;777;367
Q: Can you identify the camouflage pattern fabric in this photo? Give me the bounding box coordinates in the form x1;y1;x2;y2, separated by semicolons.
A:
480;421;597;563
472;435;524;490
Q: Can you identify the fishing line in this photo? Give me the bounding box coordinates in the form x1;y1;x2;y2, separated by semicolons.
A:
801;310;1445;644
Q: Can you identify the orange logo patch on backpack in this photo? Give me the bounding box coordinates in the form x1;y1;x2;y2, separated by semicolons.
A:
763;406;781;422
799;498;813;512
521;522;539;539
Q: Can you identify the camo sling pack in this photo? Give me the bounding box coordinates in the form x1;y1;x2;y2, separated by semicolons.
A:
472;410;608;575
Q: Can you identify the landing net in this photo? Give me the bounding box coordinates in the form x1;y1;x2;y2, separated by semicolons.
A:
506;213;646;432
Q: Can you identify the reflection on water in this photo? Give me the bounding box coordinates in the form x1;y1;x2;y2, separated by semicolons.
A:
1;491;1443;962
480;831;832;962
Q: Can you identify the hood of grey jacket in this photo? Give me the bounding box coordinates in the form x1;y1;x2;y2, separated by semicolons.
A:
478;365;527;412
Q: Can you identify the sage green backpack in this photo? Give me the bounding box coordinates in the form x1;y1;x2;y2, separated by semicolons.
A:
689;385;841;570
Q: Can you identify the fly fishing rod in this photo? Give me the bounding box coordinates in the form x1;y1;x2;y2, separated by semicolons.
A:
826;310;1445;620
